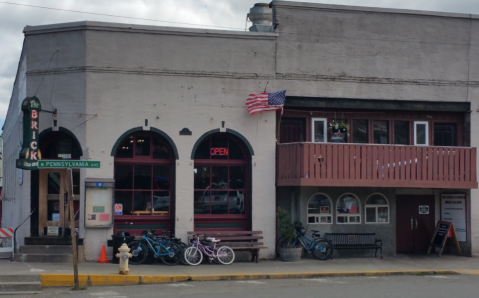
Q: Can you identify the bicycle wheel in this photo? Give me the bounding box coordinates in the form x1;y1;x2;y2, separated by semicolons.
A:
183;246;203;266
276;237;290;254
311;239;333;260
160;243;182;266
216;246;235;265
128;241;148;265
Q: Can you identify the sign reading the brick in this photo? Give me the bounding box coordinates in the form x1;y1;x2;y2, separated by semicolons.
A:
16;96;42;170
37;160;101;169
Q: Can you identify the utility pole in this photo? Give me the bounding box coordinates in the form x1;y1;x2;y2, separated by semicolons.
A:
65;168;79;289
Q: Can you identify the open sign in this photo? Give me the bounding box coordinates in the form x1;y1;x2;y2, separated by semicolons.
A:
210;148;229;155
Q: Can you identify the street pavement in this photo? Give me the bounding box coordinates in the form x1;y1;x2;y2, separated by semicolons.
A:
10;274;479;298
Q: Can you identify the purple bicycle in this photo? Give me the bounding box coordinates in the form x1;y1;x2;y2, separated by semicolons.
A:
183;234;235;265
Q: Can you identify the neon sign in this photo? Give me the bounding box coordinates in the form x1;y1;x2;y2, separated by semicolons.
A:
210;148;229;155
16;96;42;170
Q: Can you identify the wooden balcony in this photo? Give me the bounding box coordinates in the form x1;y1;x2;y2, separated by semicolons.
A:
277;143;478;189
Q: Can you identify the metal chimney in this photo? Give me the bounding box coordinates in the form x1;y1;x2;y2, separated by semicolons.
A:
248;3;272;32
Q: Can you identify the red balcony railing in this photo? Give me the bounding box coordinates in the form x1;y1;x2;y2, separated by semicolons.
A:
277;143;478;189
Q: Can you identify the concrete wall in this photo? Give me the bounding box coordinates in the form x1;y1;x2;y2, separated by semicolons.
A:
272;1;479;255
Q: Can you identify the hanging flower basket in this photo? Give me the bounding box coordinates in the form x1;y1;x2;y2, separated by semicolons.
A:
329;120;349;138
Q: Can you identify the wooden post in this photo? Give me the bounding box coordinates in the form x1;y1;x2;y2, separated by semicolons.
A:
65;168;79;289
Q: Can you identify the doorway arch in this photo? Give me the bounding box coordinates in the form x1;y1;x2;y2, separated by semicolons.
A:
192;131;252;231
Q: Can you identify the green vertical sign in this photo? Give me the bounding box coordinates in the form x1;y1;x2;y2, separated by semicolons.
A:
16;96;42;170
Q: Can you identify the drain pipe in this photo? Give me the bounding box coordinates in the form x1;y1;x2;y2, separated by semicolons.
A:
11;209;36;262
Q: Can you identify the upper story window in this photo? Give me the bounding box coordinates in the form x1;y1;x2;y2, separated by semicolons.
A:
352;120;368;143
312;118;327;143
434;123;456;146
414;121;429;146
394;121;409;145
337;193;361;224
280;118;306;143
307;193;332;224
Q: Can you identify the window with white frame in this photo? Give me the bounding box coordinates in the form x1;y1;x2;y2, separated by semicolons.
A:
365;193;389;223
312;118;327;143
414;121;428;146
336;194;361;224
307;193;332;224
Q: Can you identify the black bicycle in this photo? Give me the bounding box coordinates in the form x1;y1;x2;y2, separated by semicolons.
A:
277;222;334;260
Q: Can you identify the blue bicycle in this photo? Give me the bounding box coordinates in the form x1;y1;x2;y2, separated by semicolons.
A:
128;230;182;266
277;222;333;260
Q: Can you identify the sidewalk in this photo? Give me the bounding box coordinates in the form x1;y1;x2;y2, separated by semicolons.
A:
1;254;478;287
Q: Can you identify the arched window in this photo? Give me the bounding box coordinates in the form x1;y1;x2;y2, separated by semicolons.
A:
193;133;249;230
307;193;332;224
337;193;361;224
114;132;174;229
365;193;389;223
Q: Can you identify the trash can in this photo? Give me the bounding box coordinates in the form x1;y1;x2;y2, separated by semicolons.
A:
111;231;135;264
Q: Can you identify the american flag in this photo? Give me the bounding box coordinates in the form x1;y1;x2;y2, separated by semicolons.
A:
246;90;286;115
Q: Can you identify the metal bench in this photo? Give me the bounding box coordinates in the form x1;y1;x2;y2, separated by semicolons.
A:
325;233;382;259
187;231;267;263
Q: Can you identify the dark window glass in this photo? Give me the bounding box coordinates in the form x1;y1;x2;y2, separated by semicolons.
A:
115;191;132;215
194;191;210;214
211;136;228;160
366;207;376;222
280;118;306;143
194;166;210;189
153;191;169;212
153;166;170;190
58;136;72;157
133;191;151;212
394;121;409;145
211;191;228;214
72;171;80;195
115;165;133;189
229;190;245;214
353;120;368;143
373;120;389;144
116;136;134;158
47;172;61;194
229;140;245;160
194;139;210;159
134;165;151;189
43;142;57;159
434;124;456;146
135;136;150;156
47;200;60;221
229;166;245;189
211;167;228;189
152;137;169;159
416;123;427;145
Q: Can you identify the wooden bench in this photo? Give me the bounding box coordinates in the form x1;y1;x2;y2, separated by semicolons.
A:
325;233;383;259
187;231;267;263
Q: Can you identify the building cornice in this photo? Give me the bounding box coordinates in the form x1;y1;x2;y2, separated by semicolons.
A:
23;21;278;40
272;1;479;20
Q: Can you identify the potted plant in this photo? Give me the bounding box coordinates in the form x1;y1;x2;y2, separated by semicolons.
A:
277;207;302;262
329;120;349;142
328;120;340;133
338;122;350;134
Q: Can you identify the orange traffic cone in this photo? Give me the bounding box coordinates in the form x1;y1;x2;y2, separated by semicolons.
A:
97;245;110;263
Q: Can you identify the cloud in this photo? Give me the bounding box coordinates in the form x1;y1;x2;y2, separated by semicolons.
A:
1;0;479;129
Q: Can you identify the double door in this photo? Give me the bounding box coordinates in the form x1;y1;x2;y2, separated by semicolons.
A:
396;195;435;253
38;169;80;236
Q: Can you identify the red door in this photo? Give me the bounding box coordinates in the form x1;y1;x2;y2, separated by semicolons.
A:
396;195;435;253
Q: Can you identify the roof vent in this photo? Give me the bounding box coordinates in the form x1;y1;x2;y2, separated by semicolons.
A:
248;3;272;32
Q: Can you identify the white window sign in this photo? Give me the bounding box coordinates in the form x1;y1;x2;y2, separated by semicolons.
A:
441;194;466;242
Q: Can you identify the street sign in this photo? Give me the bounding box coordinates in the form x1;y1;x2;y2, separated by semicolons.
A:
37;160;101;169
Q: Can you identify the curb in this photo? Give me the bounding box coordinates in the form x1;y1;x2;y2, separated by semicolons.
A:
40;270;459;287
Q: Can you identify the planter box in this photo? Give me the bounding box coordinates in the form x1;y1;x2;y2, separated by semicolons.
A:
278;246;302;262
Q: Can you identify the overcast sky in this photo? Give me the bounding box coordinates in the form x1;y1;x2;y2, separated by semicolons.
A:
1;0;479;130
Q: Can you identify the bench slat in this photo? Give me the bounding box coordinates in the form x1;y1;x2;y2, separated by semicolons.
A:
213;236;263;241
187;231;262;235
219;242;264;246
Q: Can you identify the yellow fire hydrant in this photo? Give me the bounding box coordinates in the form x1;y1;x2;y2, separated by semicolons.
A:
115;243;132;275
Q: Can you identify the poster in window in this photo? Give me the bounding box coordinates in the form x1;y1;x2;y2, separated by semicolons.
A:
441;194;466;242
320;206;329;213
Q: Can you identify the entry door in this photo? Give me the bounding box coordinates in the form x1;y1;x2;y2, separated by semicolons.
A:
38;169;80;236
396;195;435;253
